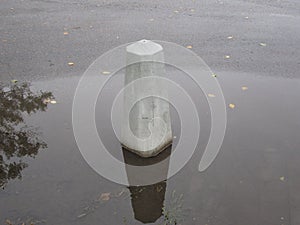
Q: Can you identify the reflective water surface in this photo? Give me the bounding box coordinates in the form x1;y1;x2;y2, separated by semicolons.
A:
0;70;299;224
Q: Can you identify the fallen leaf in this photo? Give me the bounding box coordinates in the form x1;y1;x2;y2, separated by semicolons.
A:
229;103;235;109
280;176;285;181
212;74;217;77
102;71;111;75
11;79;18;83
63;31;69;35
77;213;87;218
224;55;231;59
186;45;193;49
115;189;126;197
5;220;13;225
259;42;267;47
68;62;74;66
100;192;110;201
227;36;233;39
208;93;216;97
241;86;248;91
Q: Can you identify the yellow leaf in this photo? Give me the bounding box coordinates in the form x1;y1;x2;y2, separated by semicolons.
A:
241;86;248;91
212;74;217;77
100;192;111;201
63;31;69;35
102;71;111;75
68;62;74;66
229;103;235;109
208;93;216;98
186;45;193;49
11;79;18;83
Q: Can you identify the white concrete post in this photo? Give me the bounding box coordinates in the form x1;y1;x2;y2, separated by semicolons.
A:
121;40;172;157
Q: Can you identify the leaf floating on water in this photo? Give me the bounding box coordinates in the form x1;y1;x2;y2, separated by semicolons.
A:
102;71;111;75
208;93;216;98
5;219;13;225
77;213;87;218
100;192;111;201
11;79;18;83
68;62;74;66
280;176;285;181
229;103;235;109
241;86;248;91
259;42;267;47
186;45;193;49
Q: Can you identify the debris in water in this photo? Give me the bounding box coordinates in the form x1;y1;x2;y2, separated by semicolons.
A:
102;71;111;75
259;42;267;47
100;192;111;201
229;103;235;109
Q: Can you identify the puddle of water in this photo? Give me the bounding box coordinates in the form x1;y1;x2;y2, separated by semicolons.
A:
0;70;299;225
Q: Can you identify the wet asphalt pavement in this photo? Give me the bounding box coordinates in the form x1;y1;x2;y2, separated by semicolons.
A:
1;0;300;224
1;0;299;82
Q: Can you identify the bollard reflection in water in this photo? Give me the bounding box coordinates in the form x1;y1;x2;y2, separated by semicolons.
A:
122;146;171;224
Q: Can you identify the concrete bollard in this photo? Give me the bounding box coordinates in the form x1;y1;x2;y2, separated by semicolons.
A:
121;40;172;157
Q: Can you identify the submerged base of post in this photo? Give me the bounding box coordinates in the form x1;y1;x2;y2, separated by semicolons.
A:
121;139;172;158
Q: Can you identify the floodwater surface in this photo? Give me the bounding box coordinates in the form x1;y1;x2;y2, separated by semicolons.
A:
0;69;300;225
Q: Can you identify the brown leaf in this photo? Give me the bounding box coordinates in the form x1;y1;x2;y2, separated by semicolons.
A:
100;192;111;201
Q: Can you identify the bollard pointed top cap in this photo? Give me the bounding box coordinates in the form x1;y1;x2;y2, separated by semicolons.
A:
126;39;163;56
